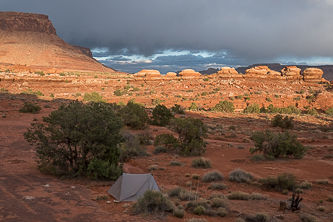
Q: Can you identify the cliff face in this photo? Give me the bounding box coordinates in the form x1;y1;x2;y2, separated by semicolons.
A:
0;12;112;72
0;12;56;34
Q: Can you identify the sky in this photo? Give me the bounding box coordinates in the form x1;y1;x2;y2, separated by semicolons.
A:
1;0;333;73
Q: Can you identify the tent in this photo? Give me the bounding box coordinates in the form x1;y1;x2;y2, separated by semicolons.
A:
107;173;160;202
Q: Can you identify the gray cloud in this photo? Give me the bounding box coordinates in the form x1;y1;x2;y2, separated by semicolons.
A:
2;0;333;72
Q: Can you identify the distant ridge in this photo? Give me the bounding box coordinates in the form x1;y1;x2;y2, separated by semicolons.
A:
199;63;333;81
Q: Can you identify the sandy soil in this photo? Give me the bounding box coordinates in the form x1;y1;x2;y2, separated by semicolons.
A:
0;74;333;221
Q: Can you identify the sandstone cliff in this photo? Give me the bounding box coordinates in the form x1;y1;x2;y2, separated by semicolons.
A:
0;12;113;73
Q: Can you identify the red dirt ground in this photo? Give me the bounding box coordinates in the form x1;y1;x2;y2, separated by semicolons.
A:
0;73;333;221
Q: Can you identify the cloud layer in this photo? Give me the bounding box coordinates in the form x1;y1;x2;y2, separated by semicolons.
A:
2;0;333;72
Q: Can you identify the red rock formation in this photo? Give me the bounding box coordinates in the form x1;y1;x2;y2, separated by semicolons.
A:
165;72;177;77
303;68;323;83
178;69;201;77
0;12;113;73
135;69;161;77
281;66;301;80
244;66;282;80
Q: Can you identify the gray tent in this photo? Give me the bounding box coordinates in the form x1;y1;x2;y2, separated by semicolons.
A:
107;173;160;202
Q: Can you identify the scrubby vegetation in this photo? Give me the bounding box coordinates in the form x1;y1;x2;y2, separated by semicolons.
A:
151;104;174;126
259;173;296;192
118;131;148;162
19;102;42;114
21;88;44;96
202;170;224;182
228;168;253;183
167;117;208;156
250;130;307;159
271;114;294;130
119;101;149;130
260;104;301;115
188;102;198;111
191;157;211;169
171;104;185;114
83;91;106;102
211;100;235;113
154;133;179;151
24;100;123;180
243;103;260;113
131;190;174;215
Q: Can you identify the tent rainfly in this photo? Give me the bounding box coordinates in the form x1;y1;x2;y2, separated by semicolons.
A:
107;173;160;202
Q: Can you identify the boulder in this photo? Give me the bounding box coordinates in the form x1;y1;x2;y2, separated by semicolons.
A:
178;69;201;77
217;67;239;75
165;72;177;77
245;66;271;75
281;66;301;76
134;69;161;77
303;68;323;82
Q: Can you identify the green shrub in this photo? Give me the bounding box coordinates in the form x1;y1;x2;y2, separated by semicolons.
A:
0;87;9;93
208;182;227;190
325;107;333;116
245;213;268;222
169;160;182;166
201;92;207;96
211;100;235;113
229;168;253;183
299;181;313;189
307;108;318;115
266;97;272;102
83;92;106;102
188;102;198;111
193;206;205;215
169;117;207;156
250;130;307;159
243;103;260;114
24;101;123;180
119;101;149;129
171;104;185;114
202;170;224;182
294;96;301;101
151;104;174;126
21;88;44;96
192;174;200;179
133;87;140;91
191;157;211;169
236;95;243;100
250;193;268;200
203;77;209;81
227;191;250;200
210;197;228;208
179;189;196;201
299;213;321;222
19;102;42;114
316;179;328;184
251;154;265;162
131;190;174;215
118;132;147;162
260;173;296;191
154;146;167;154
168;187;184;197
260;104;300;115
114;89;123;96
154;133;179;150
272;114;294;130
173;209;184;218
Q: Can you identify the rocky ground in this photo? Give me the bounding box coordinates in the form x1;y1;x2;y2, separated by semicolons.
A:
0;71;333;221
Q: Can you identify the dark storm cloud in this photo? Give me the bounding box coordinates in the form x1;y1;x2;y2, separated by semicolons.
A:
2;0;333;66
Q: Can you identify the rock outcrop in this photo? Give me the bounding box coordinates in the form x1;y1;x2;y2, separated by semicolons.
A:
281;66;302;80
0;12;113;73
165;72;177;77
244;66;282;79
303;68;323;83
178;69;201;77
134;69;161;77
